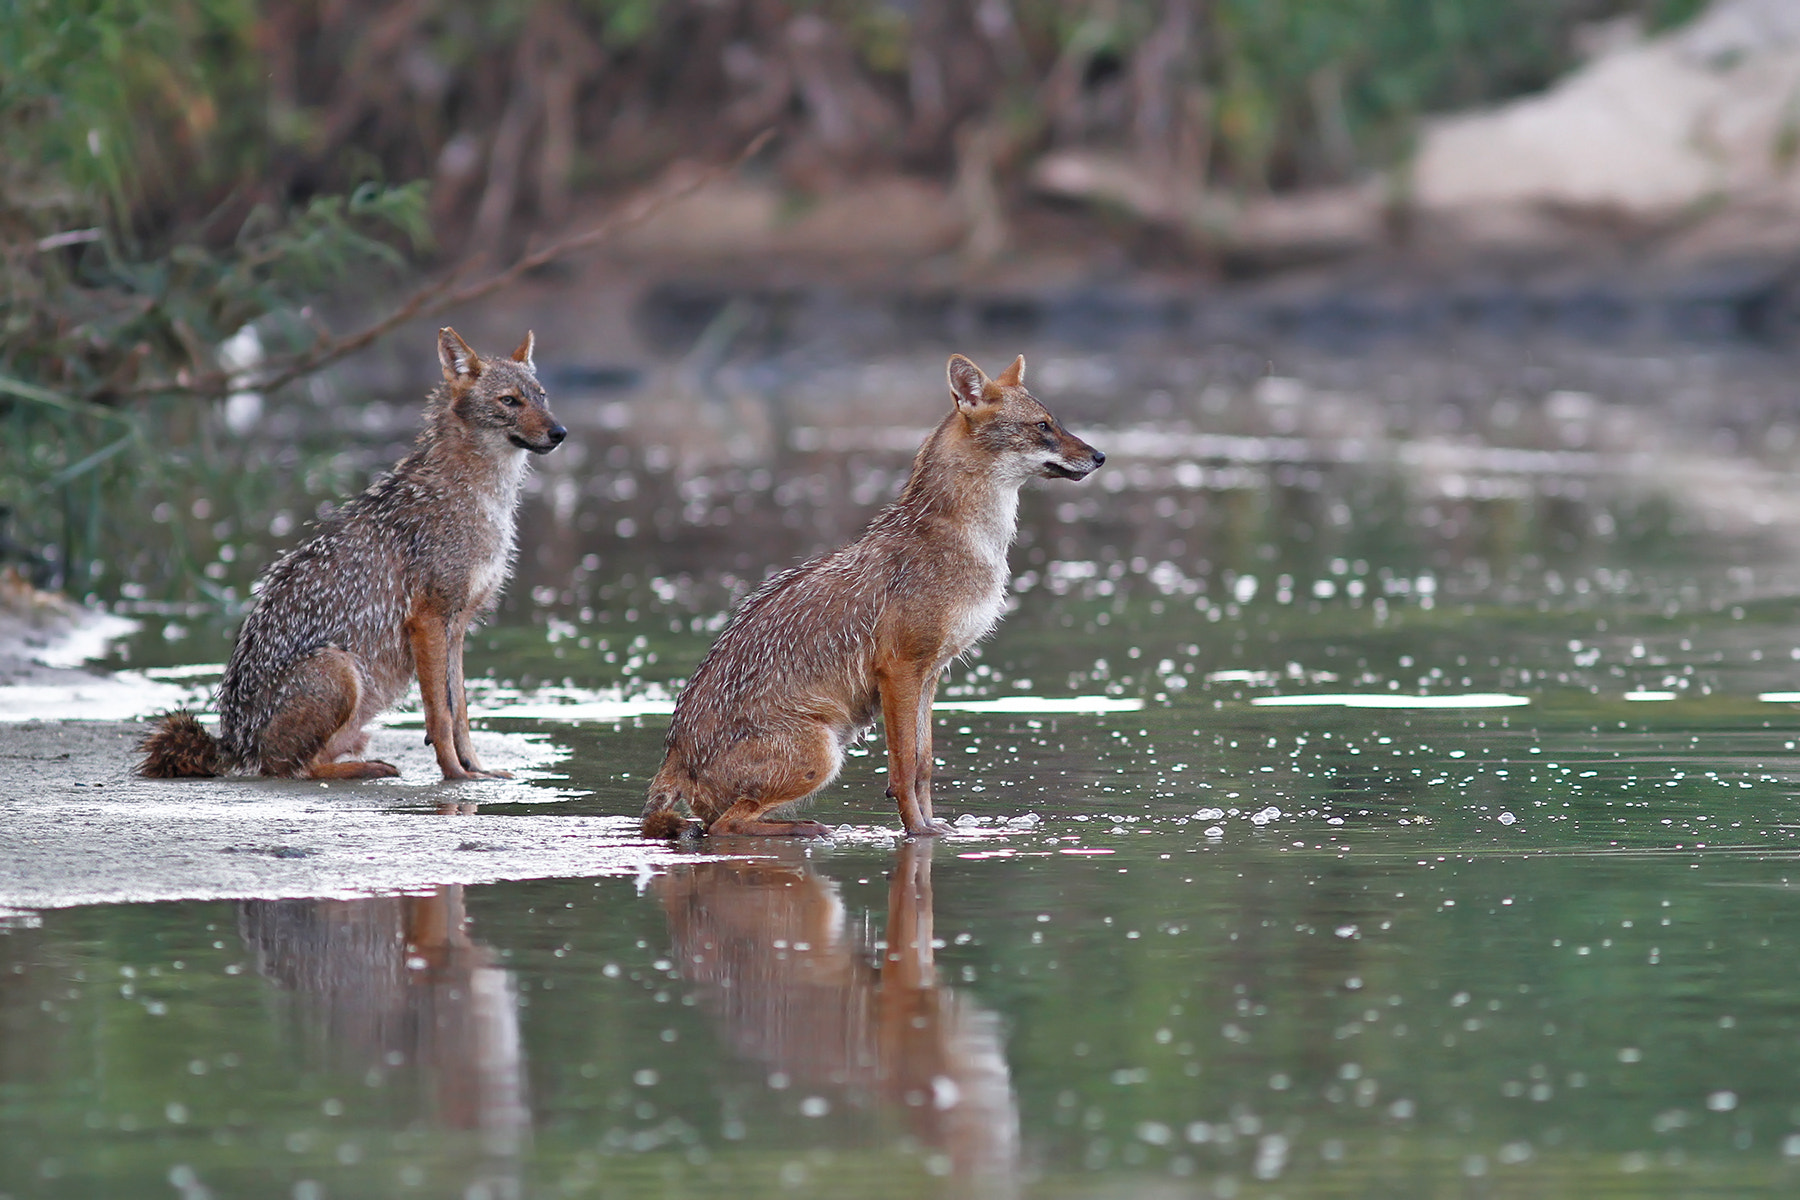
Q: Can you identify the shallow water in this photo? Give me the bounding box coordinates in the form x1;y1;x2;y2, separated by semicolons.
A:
16;333;1800;1195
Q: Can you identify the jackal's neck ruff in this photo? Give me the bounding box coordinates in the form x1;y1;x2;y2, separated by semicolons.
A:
419;388;533;513
871;419;1023;610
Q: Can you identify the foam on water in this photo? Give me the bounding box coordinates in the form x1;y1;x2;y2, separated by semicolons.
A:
1250;693;1531;709
0;671;203;722
379;687;1147;724
932;695;1145;714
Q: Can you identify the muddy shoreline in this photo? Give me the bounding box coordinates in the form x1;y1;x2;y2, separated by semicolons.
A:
0;717;696;913
0;588;692;910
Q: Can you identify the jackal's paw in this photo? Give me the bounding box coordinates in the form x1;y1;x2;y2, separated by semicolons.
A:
312;759;401;780
902;819;953;838
708;818;833;838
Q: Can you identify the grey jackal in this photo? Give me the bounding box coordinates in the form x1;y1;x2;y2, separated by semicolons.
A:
138;328;564;781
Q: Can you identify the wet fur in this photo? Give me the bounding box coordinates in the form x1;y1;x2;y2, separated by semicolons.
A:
641;352;1102;838
136;710;225;777
138;328;564;781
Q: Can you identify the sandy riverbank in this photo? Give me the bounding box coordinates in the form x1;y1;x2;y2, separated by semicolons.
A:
0;583;696;913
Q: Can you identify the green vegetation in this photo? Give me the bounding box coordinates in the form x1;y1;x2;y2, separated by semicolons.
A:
1;0;426;597
1;0;1708;601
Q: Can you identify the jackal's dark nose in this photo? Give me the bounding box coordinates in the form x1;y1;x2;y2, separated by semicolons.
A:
1090;448;1106;466
547;424;568;446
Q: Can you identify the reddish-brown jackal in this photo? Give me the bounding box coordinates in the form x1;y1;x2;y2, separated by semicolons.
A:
642;352;1103;838
138;328;565;782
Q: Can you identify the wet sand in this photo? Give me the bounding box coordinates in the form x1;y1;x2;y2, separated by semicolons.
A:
0;717;688;913
0;600;691;912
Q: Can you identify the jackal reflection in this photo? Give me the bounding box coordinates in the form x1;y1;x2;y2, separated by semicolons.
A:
238;887;528;1167
656;839;1019;1189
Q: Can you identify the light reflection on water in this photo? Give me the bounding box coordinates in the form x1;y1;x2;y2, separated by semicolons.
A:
19;334;1800;1194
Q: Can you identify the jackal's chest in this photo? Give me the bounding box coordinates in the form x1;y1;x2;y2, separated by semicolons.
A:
466;539;515;609
939;563;1009;657
460;482;522;609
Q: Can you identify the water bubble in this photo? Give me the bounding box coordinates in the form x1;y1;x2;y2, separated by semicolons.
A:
1254;1135;1289;1179
931;1076;961;1110
1707;1091;1738;1112
1137;1121;1173;1145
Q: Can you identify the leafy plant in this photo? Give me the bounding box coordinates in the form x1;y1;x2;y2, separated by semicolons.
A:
1;0;428;595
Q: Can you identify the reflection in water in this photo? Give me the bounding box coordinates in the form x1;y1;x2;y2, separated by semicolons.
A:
658;841;1019;1191
238;887;528;1185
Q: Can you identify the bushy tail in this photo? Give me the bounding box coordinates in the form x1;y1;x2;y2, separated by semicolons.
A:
640;780;704;839
137;710;228;778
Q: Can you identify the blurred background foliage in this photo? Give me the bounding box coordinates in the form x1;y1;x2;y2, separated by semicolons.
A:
2;0;1708;599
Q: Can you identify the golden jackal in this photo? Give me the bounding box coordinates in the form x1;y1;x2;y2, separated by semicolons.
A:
138;327;565;781
641;352;1102;838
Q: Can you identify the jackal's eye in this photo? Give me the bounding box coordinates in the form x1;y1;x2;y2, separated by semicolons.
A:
499;394;522;408
1036;421;1053;433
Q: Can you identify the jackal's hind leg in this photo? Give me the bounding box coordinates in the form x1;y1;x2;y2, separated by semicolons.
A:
258;647;399;779
702;724;838;838
707;798;832;838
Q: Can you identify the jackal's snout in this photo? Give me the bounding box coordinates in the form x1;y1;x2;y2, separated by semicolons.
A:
512;414;567;455
1044;435;1103;480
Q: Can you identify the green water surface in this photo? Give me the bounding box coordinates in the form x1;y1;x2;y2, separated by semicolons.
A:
17;338;1800;1198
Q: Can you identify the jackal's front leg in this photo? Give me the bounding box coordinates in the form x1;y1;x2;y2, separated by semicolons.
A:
446;615;511;779
879;662;951;836
408;612;481;781
913;668;945;825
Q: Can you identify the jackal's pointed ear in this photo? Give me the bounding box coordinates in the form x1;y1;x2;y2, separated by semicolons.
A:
511;330;535;369
438;327;483;382
947;354;991;414
994;354;1025;388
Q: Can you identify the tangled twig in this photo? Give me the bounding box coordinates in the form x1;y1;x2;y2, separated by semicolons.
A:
129;129;774;401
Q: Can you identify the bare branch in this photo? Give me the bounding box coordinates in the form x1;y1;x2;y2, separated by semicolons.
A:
126;129;775;402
